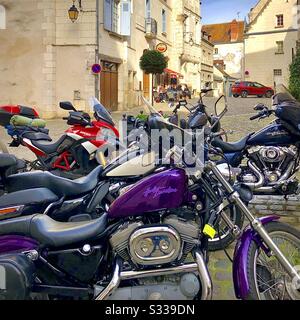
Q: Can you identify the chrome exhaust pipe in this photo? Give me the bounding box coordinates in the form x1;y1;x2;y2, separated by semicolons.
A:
244;161;265;190
95;252;213;300
120;263;198;280
195;252;213;300
95;258;122;300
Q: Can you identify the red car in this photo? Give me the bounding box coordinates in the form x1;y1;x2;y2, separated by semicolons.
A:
231;81;274;98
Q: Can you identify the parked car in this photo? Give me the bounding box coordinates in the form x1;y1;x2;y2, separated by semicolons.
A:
231;81;274;98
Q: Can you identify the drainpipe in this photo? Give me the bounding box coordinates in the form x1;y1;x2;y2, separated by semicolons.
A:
95;0;100;100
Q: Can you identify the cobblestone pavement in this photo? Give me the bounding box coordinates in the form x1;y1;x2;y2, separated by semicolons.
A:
0;96;298;300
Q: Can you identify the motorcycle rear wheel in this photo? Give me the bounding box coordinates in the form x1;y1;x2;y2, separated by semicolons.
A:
245;222;300;300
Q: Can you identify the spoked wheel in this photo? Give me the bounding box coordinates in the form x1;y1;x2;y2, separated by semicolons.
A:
208;205;244;251
245;222;300;300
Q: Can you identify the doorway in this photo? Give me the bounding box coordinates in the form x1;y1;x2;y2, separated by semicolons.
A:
143;72;150;99
273;69;283;92
100;61;118;111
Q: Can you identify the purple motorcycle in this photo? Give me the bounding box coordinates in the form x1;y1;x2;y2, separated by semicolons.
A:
0;100;299;300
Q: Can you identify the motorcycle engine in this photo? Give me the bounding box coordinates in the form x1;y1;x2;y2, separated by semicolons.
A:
109;215;200;266
245;146;297;184
107;215;201;300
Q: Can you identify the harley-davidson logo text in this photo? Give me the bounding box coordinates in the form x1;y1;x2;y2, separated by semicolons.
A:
144;186;177;198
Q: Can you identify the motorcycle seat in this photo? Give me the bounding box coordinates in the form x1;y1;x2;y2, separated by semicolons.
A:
0;154;26;177
6;165;103;197
21;131;52;142
30;135;68;154
0;154;17;170
212;134;252;153
0;188;58;209
0;213;108;247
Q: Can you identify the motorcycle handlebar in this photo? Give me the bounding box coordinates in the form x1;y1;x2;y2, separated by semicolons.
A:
62;117;69;120
250;113;263;121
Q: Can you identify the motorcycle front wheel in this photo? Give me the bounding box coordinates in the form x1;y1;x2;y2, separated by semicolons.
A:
208;205;244;251
245;222;300;300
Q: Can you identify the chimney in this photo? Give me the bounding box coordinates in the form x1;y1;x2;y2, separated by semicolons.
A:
230;19;239;42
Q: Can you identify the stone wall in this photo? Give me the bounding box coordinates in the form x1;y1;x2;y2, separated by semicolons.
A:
248;195;300;227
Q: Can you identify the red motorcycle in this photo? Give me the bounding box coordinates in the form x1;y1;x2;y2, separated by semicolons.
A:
0;98;119;179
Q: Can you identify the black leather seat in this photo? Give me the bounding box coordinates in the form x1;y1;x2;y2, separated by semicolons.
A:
0;154;17;170
6;165;103;197
0;213;108;247
22;131;52;142
212;134;251;153
30;135;68;154
0;154;26;178
0;188;58;208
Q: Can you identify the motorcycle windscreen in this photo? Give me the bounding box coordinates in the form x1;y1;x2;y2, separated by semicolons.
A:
89;97;114;126
273;86;300;132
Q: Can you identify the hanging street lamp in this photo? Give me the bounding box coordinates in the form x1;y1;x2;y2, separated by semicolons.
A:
68;1;79;23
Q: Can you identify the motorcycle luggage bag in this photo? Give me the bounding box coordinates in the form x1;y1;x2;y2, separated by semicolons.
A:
0;253;36;300
275;101;300;131
6;125;49;137
0;106;39;127
10;115;46;129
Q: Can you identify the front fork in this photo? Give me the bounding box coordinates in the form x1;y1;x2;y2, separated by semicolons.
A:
206;161;300;291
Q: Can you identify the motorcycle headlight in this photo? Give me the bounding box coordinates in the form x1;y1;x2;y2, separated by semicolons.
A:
100;128;116;140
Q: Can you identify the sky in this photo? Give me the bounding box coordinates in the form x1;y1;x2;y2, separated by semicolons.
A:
202;0;259;24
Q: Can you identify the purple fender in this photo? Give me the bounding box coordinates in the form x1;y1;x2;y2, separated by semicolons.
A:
0;235;39;255
233;215;280;300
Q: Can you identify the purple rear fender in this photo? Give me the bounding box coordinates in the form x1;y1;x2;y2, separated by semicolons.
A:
233;215;280;300
0;235;39;254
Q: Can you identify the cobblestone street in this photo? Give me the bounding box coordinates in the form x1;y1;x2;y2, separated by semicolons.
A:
0;96;299;300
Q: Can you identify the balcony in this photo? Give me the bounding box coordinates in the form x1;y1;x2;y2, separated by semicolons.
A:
145;18;157;39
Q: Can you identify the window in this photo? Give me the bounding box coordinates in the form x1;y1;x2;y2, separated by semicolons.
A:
195;20;200;45
276;41;284;54
253;83;264;88
276;14;284;27
104;0;131;36
112;0;120;33
215;48;218;55
274;69;282;76
145;0;151;19
0;5;5;30
162;9;166;34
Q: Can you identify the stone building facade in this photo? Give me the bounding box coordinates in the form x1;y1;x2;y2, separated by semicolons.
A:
200;31;214;90
169;0;202;94
202;20;245;80
0;0;202;118
244;0;300;88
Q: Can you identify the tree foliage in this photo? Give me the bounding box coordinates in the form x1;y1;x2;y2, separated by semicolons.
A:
289;50;300;101
139;50;167;75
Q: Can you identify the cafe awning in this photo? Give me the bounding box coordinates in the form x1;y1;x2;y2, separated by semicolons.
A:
164;68;183;78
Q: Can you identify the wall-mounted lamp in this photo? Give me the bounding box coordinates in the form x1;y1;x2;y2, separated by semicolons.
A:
68;0;96;22
68;1;80;23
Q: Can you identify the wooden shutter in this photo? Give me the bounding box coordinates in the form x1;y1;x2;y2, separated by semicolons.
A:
120;1;131;36
104;0;112;31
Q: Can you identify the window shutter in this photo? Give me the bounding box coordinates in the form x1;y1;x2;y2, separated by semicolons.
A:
120;1;131;36
0;5;6;30
104;0;112;31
